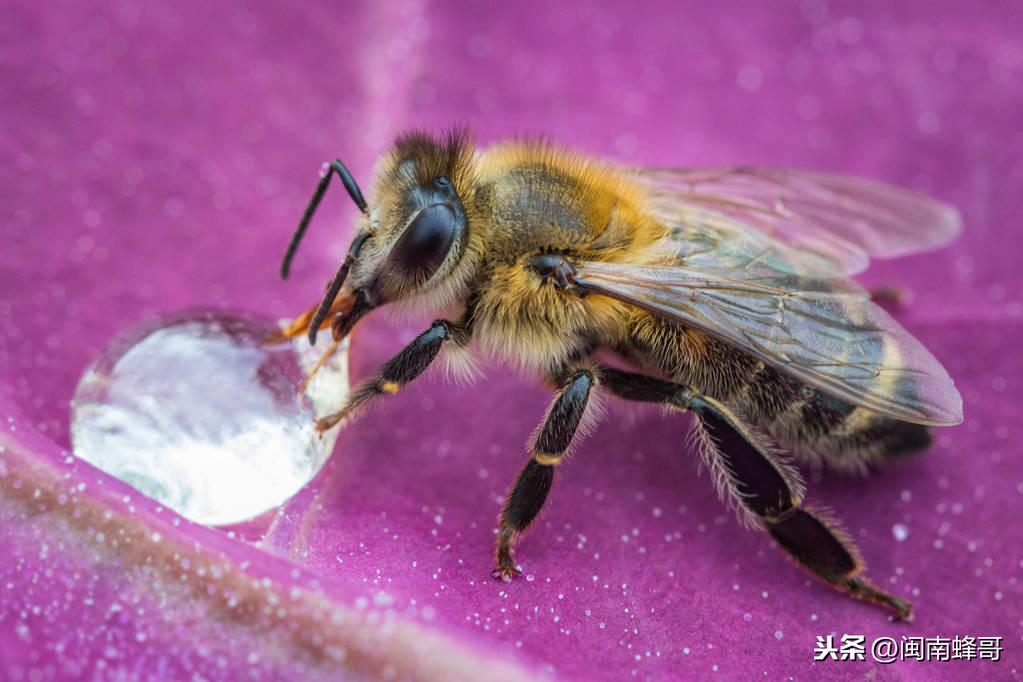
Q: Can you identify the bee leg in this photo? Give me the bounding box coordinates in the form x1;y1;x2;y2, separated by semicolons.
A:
492;368;597;582
598;367;913;621
315;319;466;431
687;396;913;621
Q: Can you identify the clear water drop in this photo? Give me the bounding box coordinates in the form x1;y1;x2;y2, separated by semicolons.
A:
70;308;349;525
892;523;910;542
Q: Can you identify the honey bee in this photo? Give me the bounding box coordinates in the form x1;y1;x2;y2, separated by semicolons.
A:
277;129;962;621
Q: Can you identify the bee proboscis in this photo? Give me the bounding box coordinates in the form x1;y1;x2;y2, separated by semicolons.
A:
277;129;963;621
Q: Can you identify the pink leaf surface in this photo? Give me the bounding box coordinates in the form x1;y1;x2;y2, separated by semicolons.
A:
2;1;1021;680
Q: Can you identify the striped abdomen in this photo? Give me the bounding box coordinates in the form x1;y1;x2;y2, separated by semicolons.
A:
625;313;931;472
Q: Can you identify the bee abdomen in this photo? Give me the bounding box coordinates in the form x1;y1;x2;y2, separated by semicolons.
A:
740;368;932;472
626;315;932;472
741;362;804;424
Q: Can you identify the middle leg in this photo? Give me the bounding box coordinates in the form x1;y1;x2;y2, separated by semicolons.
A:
493;367;597;581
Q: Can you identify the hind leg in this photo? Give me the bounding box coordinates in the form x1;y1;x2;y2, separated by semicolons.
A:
599;367;913;620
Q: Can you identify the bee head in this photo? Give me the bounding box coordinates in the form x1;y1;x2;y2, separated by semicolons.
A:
298;129;480;345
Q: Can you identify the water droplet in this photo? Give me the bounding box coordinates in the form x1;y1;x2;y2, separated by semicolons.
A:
892;523;909;542
71;309;349;525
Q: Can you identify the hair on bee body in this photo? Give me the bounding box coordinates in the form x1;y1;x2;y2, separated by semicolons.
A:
277;127;963;621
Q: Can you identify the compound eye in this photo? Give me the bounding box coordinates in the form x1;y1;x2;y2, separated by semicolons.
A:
389;204;458;281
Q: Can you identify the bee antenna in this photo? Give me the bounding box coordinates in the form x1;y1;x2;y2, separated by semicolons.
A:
281;159;369;280
307;230;371;345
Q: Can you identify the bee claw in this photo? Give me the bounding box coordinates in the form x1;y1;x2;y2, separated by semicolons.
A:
889;598;914;623
491;565;521;583
315;413;344;433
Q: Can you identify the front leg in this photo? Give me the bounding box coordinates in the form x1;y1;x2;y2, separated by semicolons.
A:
315;319;466;431
493;367;597;581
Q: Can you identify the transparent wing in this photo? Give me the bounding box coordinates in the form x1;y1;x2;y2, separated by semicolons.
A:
574;252;963;426
637;166;963;275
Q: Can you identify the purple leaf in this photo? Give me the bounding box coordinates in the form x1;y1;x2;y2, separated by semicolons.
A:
2;1;1020;680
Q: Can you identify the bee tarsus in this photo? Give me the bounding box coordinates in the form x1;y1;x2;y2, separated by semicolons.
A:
315;318;466;432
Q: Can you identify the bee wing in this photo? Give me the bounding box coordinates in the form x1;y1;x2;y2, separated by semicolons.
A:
636;166;963;275
574;254;963;426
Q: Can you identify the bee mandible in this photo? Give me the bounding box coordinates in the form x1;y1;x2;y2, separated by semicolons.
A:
277;129;963;621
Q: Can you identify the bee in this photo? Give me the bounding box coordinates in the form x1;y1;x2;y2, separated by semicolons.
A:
277;129;962;621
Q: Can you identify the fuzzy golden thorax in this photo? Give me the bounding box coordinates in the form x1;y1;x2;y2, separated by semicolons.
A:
464;139;671;373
